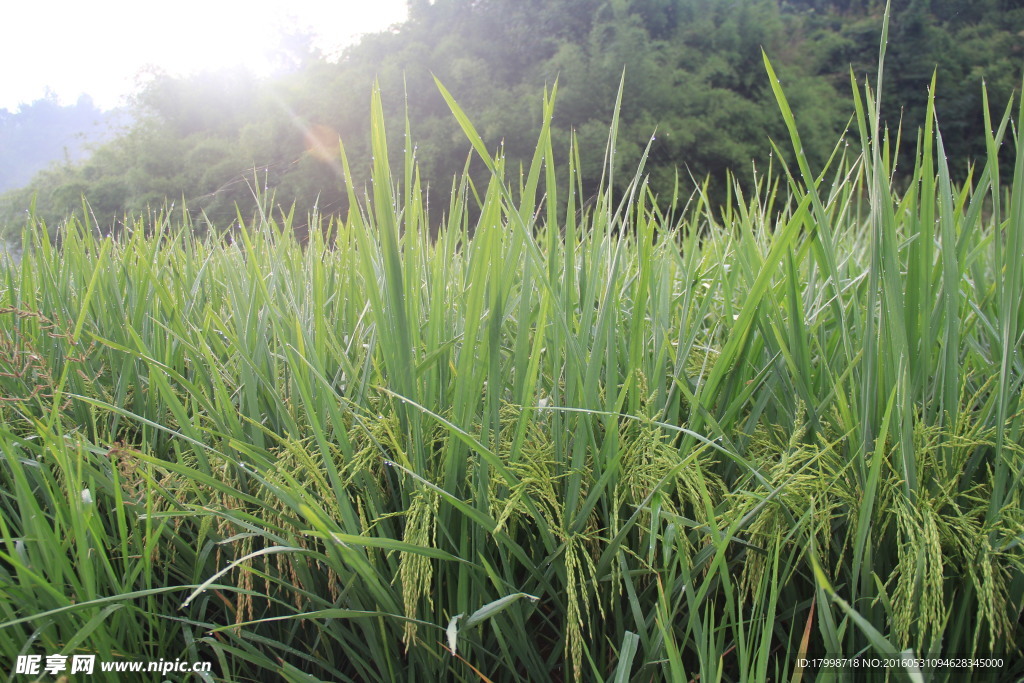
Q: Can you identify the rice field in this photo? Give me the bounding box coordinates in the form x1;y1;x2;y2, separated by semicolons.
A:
1;46;1023;682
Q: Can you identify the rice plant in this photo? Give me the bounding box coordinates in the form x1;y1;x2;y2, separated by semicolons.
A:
1;13;1023;682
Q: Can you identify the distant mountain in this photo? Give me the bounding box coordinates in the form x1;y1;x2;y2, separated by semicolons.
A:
0;93;127;194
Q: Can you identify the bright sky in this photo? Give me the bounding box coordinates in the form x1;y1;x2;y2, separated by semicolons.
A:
0;0;408;111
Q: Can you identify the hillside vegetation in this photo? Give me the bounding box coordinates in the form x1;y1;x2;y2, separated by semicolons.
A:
1;25;1023;679
0;0;1021;234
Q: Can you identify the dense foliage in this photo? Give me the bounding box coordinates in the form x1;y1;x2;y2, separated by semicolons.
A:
1;0;1020;234
1;35;1023;678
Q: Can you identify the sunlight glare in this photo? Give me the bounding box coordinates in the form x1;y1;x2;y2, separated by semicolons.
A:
0;0;407;110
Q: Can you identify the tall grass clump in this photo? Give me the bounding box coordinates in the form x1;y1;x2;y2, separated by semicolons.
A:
2;16;1024;683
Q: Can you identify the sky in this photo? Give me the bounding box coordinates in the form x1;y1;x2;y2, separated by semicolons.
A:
0;0;408;111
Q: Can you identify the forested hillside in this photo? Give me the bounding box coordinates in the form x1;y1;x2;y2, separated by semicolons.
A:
1;0;1020;234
